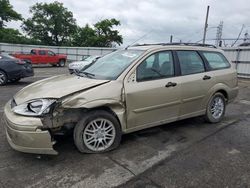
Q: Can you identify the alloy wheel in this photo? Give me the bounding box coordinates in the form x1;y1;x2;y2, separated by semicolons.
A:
82;118;116;152
0;71;7;85
210;96;225;119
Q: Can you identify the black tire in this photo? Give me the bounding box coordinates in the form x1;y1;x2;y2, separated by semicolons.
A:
74;110;122;153
9;78;21;83
58;59;65;67
0;70;8;86
205;92;226;123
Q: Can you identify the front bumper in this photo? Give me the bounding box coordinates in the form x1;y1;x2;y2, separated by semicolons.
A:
3;101;58;155
20;64;34;78
68;68;74;74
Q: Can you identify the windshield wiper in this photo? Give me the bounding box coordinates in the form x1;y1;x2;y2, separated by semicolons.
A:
79;71;95;78
71;69;80;75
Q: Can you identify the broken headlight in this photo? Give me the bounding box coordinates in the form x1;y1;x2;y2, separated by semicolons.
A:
12;99;56;117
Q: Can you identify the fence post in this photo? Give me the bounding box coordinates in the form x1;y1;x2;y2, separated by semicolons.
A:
236;48;241;73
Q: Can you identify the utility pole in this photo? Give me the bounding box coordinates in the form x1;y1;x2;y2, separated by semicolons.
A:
202;5;210;44
170;35;173;43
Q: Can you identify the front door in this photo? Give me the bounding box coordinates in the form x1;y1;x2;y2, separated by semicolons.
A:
47;51;57;63
124;51;181;130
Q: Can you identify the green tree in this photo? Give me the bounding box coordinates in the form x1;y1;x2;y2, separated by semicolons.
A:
72;24;96;47
22;1;77;46
0;28;40;44
0;0;22;28
72;18;123;47
94;18;123;47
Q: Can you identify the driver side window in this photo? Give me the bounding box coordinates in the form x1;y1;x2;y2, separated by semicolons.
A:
136;51;174;82
48;51;55;56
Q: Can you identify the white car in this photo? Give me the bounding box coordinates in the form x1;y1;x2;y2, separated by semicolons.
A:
68;55;100;74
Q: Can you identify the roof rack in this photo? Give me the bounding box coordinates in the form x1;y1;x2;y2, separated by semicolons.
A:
132;42;217;48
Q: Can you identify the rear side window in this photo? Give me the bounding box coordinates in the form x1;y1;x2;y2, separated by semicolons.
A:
202;52;230;70
39;50;46;55
177;51;205;75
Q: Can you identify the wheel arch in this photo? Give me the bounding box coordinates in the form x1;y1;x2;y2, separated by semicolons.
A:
87;106;124;130
0;68;8;79
216;89;228;101
59;58;66;62
58;99;126;132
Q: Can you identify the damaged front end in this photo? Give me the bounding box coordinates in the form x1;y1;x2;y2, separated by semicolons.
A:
4;77;127;155
3;100;58;155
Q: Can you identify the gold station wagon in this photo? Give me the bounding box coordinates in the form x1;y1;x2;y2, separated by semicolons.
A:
3;43;238;155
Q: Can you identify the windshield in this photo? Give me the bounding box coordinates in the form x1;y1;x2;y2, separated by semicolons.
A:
0;54;16;59
84;56;99;62
80;49;144;80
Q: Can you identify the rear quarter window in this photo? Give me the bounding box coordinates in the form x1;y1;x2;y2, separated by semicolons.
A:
202;52;230;70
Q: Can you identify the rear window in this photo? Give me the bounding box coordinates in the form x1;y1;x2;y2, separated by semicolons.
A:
39;50;46;55
202;52;230;70
177;51;205;75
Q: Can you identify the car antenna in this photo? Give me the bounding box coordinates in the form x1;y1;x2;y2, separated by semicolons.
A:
125;30;152;50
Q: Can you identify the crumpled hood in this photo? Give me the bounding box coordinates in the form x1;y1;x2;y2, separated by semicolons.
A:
14;74;109;104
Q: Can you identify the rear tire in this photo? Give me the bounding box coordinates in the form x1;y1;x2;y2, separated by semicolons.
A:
74;110;122;153
0;70;7;86
205;93;226;123
58;59;65;67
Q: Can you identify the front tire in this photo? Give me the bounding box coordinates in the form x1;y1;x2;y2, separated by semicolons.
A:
74;110;122;153
205;93;226;123
0;70;7;86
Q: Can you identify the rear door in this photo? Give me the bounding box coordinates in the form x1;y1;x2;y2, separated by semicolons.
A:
175;50;216;118
38;50;47;64
29;49;39;63
124;50;182;130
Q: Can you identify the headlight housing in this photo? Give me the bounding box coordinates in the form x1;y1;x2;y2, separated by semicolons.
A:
12;99;57;116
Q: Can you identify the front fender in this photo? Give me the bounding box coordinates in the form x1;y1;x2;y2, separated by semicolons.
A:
61;98;127;132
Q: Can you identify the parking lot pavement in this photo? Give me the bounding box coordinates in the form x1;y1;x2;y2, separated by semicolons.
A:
0;67;250;188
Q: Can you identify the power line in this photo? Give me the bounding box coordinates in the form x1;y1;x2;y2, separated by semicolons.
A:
231;24;245;47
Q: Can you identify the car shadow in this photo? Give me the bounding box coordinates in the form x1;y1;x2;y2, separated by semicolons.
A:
52;116;206;155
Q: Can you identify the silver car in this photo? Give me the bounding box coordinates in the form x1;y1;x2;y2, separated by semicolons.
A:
68;55;100;74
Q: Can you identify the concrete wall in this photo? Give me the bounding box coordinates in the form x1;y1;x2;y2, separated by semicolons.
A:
0;43;116;61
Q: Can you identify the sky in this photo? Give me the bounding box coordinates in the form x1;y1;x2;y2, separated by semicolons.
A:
7;0;250;46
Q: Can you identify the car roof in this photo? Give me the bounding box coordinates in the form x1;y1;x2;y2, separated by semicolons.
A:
32;49;51;51
127;43;223;53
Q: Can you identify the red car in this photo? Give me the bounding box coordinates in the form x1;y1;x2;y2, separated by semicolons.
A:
12;49;67;67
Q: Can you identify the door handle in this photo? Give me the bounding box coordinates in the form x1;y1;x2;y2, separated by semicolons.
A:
165;82;177;87
203;75;211;80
